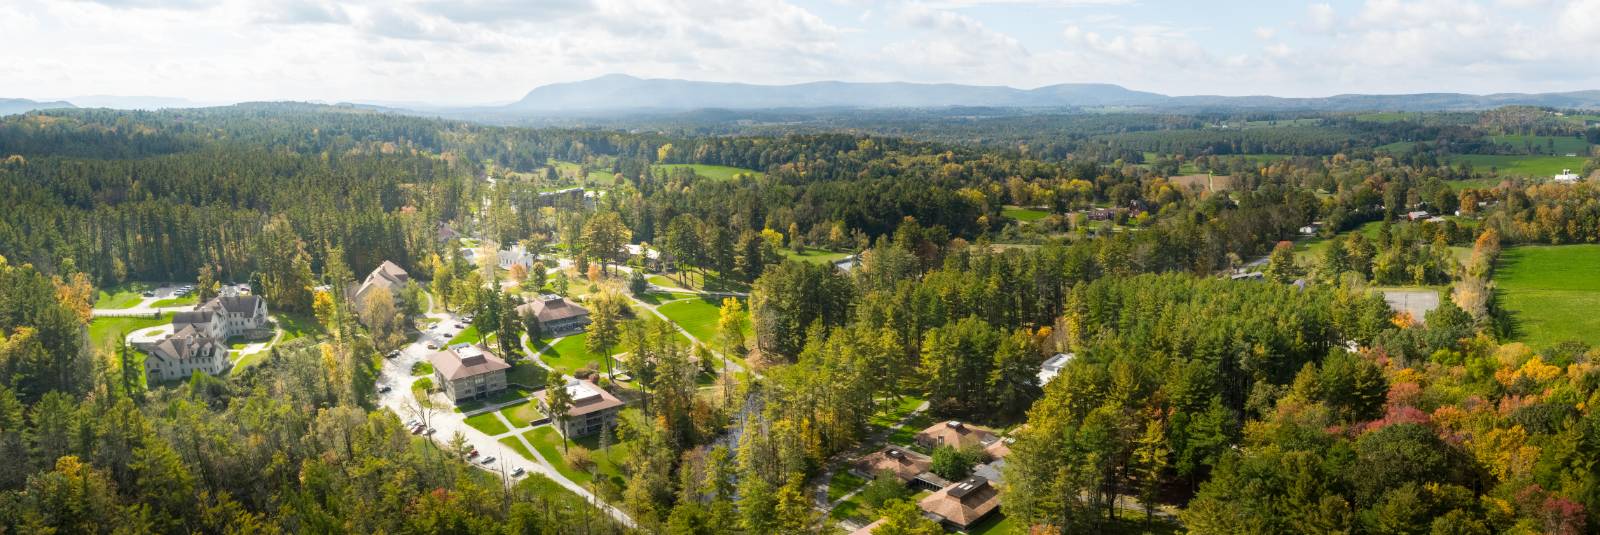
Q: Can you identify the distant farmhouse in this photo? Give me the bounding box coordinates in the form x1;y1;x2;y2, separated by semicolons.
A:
518;294;591;336
1554;169;1582;184
137;294;269;383
429;343;510;403
348;260;409;311
538;378;624;437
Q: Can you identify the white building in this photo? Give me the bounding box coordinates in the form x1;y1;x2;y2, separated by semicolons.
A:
1038;353;1074;385
1554;169;1582;184
137;295;270;383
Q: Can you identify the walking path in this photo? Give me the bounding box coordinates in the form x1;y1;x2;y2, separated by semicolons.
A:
378;294;635;528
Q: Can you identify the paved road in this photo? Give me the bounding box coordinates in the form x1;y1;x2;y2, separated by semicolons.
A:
375;297;635;528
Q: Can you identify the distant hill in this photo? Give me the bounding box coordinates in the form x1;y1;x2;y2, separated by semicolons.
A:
505;75;1600;113
65;95;208;110
0;98;75;116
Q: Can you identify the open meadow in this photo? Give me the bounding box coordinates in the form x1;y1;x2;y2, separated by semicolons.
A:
1495;245;1600;350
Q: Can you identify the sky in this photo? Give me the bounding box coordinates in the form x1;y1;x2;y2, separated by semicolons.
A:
3;0;1600;105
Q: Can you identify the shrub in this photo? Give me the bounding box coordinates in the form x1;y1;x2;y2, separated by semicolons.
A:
859;470;911;512
565;445;594;471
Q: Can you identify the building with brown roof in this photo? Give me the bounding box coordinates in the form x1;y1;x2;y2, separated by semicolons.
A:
918;475;1001;530
429;343;511;403
848;518;885;535
537;378;624;437
517;294;591;336
915;421;1000;452
348;260;409;312
853;446;934;484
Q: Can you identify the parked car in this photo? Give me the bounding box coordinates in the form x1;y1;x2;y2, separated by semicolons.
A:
426;343;438;350
405;419;418;428
141;291;155;297
377;385;392;394
510;468;525;477
479;456;495;465
424;427;436;435
467;449;480;458
455;323;465;329
410;425;424;435
385;350;399;359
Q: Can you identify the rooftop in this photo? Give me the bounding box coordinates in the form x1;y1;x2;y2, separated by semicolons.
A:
428;343;510;381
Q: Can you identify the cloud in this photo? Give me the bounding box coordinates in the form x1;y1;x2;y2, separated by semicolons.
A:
1306;3;1336;32
1254;26;1276;39
1559;0;1600;40
255;0;349;25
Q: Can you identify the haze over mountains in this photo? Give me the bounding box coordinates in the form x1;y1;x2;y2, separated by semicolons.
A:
6;75;1600;118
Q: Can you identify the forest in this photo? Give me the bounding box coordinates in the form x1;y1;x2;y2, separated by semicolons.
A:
1;102;1599;534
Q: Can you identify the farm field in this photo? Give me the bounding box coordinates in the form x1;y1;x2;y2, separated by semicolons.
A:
1487;134;1591;156
1001;205;1049;222
777;247;852;264
1495;245;1600;350
651;163;763;181
1448;154;1588;178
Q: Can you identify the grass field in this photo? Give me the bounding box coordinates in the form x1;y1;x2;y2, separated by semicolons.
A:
1488;134;1591;156
549;159;616;184
148;295;198;308
505;361;548;388
499;436;535;461
95;282;158;309
1450;154;1589;178
1002;206;1050;222
828;472;866;502
1294;221;1383;262
274;313;323;342
1495;245;1600;350
647;270;750;292
498;400;543;429
652;164;763;181
777;247;852;264
658;297;748;343
526;427;627;487
87;313;170;353
411;361;433;376
464;411;510;435
539;333;604;376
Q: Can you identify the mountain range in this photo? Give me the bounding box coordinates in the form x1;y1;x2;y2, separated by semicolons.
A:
6;75;1600;119
507;75;1600;112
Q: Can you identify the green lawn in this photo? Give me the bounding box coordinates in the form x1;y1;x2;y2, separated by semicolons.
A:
657;297;748;343
1294;221;1384;262
1002;206;1050;222
449;325;483;345
652;164;763;181
525;427;627;487
1495;245;1600;350
634;291;698;305
149;295;198;308
1450;154;1589;178
464;411;510;436
888;412;935;449
94;282;158;309
499;436;535;460
777;247;852;265
647;270;750;292
539;333;603;376
505;361;548;388
828;472;866;502
869;396;926;431
232;350;270;370
411;361;433;376
274;313;323;342
499;401;543;429
87;313;170;353
969;513;1020;534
